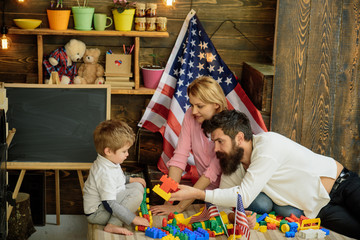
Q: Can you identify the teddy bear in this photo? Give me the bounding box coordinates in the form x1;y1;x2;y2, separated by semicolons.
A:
74;48;105;84
43;39;86;84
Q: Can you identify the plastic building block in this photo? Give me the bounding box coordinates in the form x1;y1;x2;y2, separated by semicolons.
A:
298;229;326;239
267;223;277;230
285;231;295;238
320;228;330;235
265;216;280;227
159;175;179;193
290;213;300;223
256;213;268;223
153;184;172;201
145;227;167;239
300;218;321;230
259;225;267;232
288;222;299;232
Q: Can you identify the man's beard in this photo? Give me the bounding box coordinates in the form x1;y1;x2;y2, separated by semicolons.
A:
216;142;244;175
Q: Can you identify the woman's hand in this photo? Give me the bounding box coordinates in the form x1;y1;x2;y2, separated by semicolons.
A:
168;184;205;202
150;204;182;215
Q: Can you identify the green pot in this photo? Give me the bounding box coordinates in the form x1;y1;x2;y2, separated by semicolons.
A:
72;6;95;30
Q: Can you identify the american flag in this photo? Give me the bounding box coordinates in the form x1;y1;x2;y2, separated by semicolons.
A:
138;9;267;175
188;202;219;224
234;193;250;240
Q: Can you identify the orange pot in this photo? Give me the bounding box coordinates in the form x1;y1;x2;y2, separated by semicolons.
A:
47;9;71;30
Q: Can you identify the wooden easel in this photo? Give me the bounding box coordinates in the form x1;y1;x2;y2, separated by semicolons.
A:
6;162;92;225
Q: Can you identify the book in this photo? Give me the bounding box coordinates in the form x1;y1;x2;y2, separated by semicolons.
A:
105;76;131;82
107;81;135;87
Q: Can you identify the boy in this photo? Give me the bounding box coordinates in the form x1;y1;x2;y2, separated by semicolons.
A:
83;119;150;235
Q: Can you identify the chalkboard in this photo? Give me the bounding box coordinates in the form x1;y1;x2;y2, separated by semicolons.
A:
5;84;111;163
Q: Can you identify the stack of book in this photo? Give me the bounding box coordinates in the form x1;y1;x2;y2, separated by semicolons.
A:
105;73;134;89
105;53;134;89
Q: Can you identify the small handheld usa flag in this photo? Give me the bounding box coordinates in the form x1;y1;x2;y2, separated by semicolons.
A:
234;193;250;240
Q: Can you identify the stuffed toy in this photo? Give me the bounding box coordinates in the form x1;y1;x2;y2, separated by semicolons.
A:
43;39;86;84
74;48;105;84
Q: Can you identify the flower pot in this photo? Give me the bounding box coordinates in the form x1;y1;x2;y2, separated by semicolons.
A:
47;9;71;30
141;66;164;89
112;9;135;31
72;6;95;31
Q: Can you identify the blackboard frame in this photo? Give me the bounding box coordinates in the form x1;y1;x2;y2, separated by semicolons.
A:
5;84;111;164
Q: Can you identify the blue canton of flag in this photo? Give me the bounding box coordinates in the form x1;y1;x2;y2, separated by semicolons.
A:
168;15;238;114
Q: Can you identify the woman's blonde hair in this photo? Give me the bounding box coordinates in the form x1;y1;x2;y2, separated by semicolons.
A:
93;119;135;156
187;76;228;112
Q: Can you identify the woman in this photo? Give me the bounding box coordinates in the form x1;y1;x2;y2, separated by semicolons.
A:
150;76;227;215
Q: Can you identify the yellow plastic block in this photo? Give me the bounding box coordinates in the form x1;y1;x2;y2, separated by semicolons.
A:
253;222;259;230
220;211;229;225
153;184;171;201
259;225;267;232
280;223;290;233
265;217;280;226
300;218;321;230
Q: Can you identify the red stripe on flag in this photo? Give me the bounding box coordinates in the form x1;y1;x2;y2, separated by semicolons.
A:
160;83;175;97
166;111;182;136
150;102;172;120
141;120;161;133
233;84;267;132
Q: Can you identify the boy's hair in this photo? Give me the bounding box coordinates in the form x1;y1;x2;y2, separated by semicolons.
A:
187;76;228;112
93;119;135;156
202;110;253;141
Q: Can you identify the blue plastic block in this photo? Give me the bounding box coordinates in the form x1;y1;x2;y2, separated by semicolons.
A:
288;222;298;232
195;228;209;240
145;227;167;239
285;231;295;238
320;228;330;235
257;213;268;223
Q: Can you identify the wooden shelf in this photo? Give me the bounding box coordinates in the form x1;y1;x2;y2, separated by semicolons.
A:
8;28;169;95
111;86;155;95
8;28;169;38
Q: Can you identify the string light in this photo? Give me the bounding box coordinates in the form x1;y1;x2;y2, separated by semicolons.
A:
164;0;175;7
1;0;11;50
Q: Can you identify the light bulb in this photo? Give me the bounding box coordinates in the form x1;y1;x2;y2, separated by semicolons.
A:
1;34;11;50
18;0;25;2
165;0;175;6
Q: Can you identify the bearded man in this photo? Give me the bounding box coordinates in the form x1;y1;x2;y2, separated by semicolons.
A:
169;110;360;239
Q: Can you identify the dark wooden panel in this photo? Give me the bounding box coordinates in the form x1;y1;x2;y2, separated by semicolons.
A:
272;0;311;142
331;0;360;173
300;0;342;154
273;0;360;174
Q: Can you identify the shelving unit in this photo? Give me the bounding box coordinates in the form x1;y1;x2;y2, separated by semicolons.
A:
8;28;169;95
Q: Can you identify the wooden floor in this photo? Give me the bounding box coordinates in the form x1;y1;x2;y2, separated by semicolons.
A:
87;204;355;240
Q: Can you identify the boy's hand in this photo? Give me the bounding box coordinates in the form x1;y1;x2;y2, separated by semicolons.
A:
227;211;257;229
132;216;150;227
129;177;146;188
245;211;257;229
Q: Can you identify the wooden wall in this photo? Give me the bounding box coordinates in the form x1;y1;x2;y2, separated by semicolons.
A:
272;0;360;174
1;0;276;214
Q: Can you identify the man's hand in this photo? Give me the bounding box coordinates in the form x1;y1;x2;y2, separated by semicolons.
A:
132;216;150;227
150;204;182;215
129;177;146;188
168;184;205;202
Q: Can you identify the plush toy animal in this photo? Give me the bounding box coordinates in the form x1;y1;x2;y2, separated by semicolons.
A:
74;48;105;84
43;39;86;84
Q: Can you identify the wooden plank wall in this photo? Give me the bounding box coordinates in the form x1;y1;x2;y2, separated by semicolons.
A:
1;0;276;214
272;0;360;174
